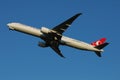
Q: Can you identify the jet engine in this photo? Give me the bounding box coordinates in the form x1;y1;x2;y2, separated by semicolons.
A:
38;42;48;47
40;27;57;34
40;27;50;34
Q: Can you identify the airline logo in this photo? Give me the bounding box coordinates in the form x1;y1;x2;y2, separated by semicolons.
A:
91;38;106;47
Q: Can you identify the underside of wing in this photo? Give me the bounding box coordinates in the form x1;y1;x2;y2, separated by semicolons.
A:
50;45;65;58
52;13;82;34
41;13;82;58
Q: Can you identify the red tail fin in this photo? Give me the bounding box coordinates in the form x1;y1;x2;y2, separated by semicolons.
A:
91;38;106;47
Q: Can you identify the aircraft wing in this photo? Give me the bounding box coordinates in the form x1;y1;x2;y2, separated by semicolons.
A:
50;45;65;58
52;13;82;34
48;13;82;58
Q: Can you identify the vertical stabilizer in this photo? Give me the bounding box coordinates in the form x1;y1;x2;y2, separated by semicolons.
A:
91;38;106;47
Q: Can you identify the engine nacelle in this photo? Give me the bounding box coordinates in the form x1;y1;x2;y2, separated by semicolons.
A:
40;27;50;34
38;42;48;47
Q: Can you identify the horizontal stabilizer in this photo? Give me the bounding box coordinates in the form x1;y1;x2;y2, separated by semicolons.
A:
95;51;101;57
94;42;109;57
95;42;109;49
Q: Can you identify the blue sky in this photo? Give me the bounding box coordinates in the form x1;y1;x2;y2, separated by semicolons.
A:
0;0;120;80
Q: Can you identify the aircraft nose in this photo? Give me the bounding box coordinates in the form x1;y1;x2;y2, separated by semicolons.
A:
7;23;11;26
7;23;15;30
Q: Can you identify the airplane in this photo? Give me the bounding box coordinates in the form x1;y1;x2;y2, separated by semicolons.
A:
7;13;109;58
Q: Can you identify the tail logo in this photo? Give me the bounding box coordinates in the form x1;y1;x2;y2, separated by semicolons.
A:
91;38;106;47
96;40;102;46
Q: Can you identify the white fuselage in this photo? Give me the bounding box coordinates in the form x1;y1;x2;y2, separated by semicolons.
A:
7;23;102;52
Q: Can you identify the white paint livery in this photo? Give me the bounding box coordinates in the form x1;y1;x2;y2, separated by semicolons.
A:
7;13;109;58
